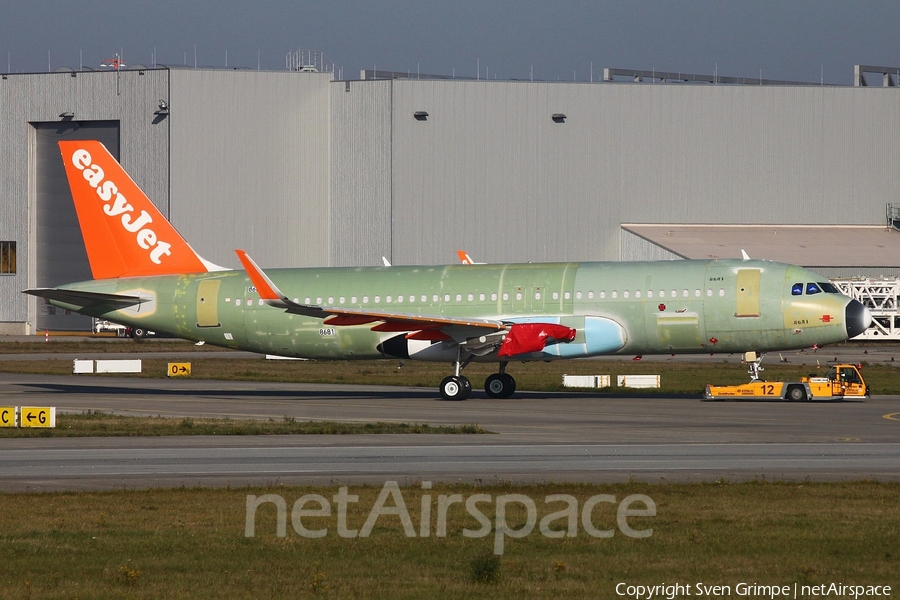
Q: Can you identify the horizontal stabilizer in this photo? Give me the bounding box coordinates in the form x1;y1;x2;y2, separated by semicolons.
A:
24;288;148;310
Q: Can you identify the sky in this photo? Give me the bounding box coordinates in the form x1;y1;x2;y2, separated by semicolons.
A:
2;1;900;85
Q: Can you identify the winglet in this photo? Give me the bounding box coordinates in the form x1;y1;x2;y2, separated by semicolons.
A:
58;140;225;279
457;250;474;265
235;249;289;307
741;249;750;260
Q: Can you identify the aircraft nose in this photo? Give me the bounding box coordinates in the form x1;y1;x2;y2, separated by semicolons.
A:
845;299;872;339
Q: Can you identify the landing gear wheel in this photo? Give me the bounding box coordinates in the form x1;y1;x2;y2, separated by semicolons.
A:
484;373;516;399
440;375;470;401
131;327;146;340
461;376;472;395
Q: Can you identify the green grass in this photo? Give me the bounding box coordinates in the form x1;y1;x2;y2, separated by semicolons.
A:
0;410;490;438
0;481;896;599
3;352;900;394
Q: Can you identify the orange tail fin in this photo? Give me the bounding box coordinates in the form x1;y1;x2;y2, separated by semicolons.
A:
58;140;216;279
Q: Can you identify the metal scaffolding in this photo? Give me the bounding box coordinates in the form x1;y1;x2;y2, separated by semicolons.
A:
833;278;900;340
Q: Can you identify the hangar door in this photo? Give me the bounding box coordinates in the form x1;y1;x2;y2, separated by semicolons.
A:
33;121;119;331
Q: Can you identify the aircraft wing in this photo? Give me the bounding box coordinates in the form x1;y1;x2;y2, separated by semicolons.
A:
235;250;507;342
23;288;149;310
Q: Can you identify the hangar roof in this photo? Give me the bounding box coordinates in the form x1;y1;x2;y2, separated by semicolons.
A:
622;224;900;267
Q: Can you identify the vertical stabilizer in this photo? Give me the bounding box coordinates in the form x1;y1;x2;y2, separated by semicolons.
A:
58;140;217;279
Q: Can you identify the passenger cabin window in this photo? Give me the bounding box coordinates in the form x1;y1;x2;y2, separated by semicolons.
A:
806;283;822;295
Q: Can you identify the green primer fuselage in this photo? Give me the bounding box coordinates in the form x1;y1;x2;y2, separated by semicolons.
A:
54;259;854;361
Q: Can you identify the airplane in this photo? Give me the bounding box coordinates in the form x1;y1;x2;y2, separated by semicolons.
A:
457;250;484;265
25;140;872;400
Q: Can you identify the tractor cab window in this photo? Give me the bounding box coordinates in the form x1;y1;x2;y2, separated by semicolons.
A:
840;368;861;384
791;283;803;296
806;282;822;295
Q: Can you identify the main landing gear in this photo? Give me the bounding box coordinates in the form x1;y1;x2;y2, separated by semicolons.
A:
439;352;516;401
484;362;516;399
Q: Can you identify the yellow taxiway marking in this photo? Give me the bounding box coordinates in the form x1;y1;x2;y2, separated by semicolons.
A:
883;413;900;422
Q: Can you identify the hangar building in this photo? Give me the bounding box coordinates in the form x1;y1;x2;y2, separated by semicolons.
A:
2;60;899;334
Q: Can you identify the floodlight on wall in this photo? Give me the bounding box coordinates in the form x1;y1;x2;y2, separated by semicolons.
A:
59;111;75;119
413;111;429;121
154;100;169;116
551;113;566;123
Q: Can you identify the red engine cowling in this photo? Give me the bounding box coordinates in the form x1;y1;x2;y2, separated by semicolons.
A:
498;323;577;357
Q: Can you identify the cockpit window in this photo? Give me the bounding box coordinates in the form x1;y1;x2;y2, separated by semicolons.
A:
806;282;822;295
818;282;838;293
791;283;803;296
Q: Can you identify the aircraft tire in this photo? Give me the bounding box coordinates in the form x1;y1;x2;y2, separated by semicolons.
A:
485;373;516;399
440;375;470;401
131;327;146;340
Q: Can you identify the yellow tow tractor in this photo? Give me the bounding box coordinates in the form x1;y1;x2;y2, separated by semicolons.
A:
705;352;869;401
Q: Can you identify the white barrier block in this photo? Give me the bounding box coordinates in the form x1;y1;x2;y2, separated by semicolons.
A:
73;359;94;374
617;375;661;388
95;359;142;373
562;375;611;388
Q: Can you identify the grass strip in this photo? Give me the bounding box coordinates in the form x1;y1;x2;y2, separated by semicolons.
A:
2;354;900;394
0;410;489;438
0;481;896;599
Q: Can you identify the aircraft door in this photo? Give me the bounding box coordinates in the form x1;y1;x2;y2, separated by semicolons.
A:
196;279;222;328
503;285;528;313
735;269;761;317
531;286;544;311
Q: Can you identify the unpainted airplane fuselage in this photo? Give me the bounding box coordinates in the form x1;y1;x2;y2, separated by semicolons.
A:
50;258;865;362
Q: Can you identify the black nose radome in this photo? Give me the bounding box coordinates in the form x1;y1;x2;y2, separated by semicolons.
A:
845;299;872;339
